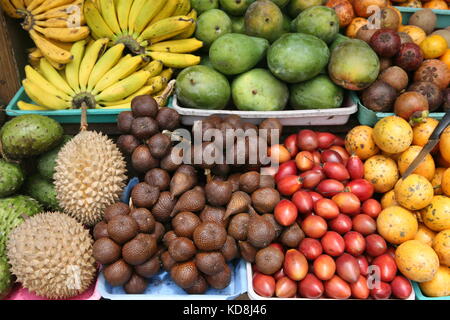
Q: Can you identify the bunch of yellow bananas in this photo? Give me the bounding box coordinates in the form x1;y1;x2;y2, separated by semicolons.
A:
18;38;174;111
84;0;202;68
0;0;90;68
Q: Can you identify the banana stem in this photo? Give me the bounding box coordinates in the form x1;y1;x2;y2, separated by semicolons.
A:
154;79;175;107
80;103;88;132
114;35;145;55
18;9;34;31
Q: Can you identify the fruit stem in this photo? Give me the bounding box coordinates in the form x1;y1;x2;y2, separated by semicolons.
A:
18;9;34;31
114;35;145;55
154;80;175;107
80;103;88;132
204;168;212;183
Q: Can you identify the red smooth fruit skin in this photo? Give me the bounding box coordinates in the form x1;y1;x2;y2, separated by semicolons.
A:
273;268;286;281
284;249;308;281
352;214;376;235
274;199;298;226
277;175;302;196
346;155;364;180
301;215;328;238
344;231;366;256
314;198;340;220
275;276;297;298
323;162;350;181
297;129;319;151
370;281;392;300
321;149;343;164
324;275;352;299
350;275;370;299
312;151;322;164
284;134;299;158
335;253;361;284
300;169;325;189
330;146;349;165
361;199;382;218
332;192;361;215
299;238;323;260
298;273;324;298
253;273;276;297
275;160;297;183
371;254;397;282
309;191;323;204
355;255;369;276
365;234;387;257
333;136;345;147
321;231;345;257
295;151;315;171
385;246;396;259
317;132;337;149
292;190;314;214
345;179;374;202
269;243;285;254
316;179;345;197
329;214;353;234
391;275;412;299
313;254;336;281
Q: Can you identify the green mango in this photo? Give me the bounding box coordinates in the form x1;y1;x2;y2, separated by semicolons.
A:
330;33;350;52
244;0;284;43
230;16;245;33
286;0;323;18
209;33;269;75
271;0;290;8
268;33;330;83
289;74;344;110
195;9;232;48
291;6;339;44
200;55;215;69
219;0;255;16
176;65;231;110
282;13;291;33
191;0;219;14
232;68;288;111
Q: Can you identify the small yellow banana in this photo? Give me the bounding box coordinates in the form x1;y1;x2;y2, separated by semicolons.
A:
47;58;65;70
143;59;163;77
126;0;146;34
148;38;203;53
39;58;75;95
35;17;73;28
87;43;124;92
132;0;165;35
34;1;83;20
23;79;71;110
100;85;154;106
31;0;73;15
160;68;173;83
150;0;179;24
10;0;24;9
78;38;109;91
65;39;86;92
141;15;194;42
0;0;22;18
146;75;164;92
173;0;190;16
25;65;72;100
84;0;115;39
147;51;200;68
28;47;43;60
99;0;121;35
17;101;50;111
33;25;90;43
116;0;132;33
96;70;150;102
26;0;45;11
96;103;131;109
29;29;73;64
173;9;197;40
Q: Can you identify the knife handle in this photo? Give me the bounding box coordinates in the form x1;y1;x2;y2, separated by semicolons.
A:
430;110;450;140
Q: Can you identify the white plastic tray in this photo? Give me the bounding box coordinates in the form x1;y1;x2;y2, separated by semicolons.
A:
169;94;357;126
246;262;415;300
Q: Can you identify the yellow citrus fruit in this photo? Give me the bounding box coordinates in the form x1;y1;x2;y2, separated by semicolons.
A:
424;0;449;9
398;25;427;45
397;146;436;181
440;49;450;69
420;35;448;59
394;174;434;210
431;167;446;195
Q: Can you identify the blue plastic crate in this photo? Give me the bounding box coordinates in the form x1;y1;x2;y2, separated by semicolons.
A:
98;177;248;300
412;281;450;300
395;7;450;29
6;87;130;123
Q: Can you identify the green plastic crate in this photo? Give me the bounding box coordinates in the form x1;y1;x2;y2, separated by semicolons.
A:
395;7;450;29
6;87;130;123
413;281;450;300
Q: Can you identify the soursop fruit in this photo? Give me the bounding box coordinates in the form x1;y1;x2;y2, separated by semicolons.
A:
37;135;72;180
0;195;42;256
24;174;60;211
0;160;24;198
0;115;63;159
0;257;12;299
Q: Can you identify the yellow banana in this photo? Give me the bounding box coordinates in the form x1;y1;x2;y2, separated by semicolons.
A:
10;0;24;9
141;15;194;42
32;0;73;15
96;103;131;109
146;75;164;92
0;0;22;18
34;1;83;20
100;85;155;106
93;54;144;94
132;0;165;35
126;0;146;34
96;70;150;102
25;65;71;100
17;101;50;111
147;51;200;68
115;0;132;33
150;0;179;24
29;29;73;64
25;0;45;12
39;58;75;95
28;47;43;60
65;39;86;92
173;0;190;16
78;38;109;91
24;0;33;6
148;38;203;53
87;43;124;92
48;58;65;69
173;9;197;40
35;17;73;28
84;0;115;39
33;25;90;42
23;79;71;110
143;59;163;77
160;68;173;83
99;0;121;35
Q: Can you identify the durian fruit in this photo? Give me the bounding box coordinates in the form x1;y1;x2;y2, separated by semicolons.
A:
54;130;127;226
7;212;96;299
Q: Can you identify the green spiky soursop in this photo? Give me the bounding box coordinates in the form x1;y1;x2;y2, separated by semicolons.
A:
0;115;63;159
0;160;24;198
0;195;42;256
24;174;60;211
37;135;72;180
0;257;12;299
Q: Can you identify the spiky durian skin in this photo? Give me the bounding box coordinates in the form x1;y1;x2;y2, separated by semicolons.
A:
7;212;96;299
54;131;127;226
